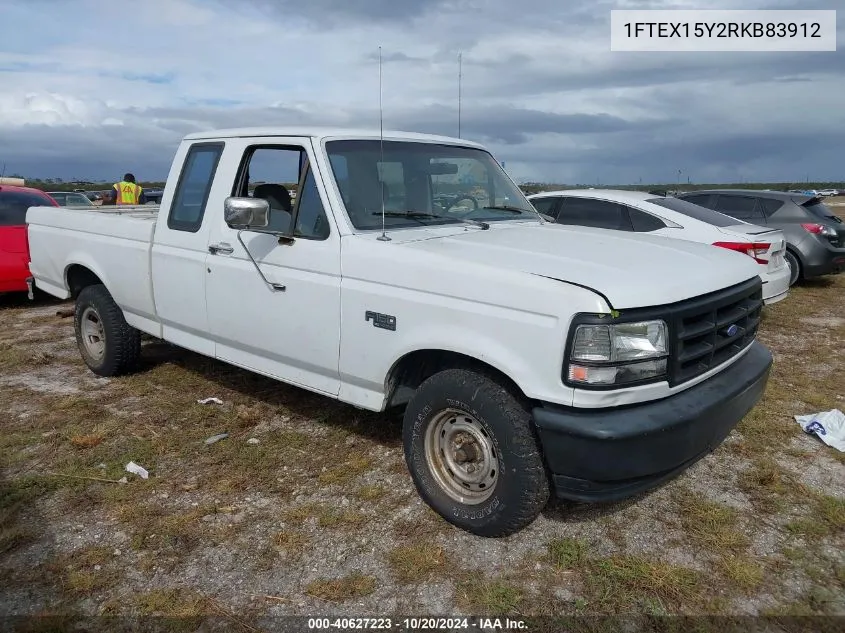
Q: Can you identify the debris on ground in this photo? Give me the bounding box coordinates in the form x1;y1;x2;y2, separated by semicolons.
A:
198;397;224;405
246;438;260;445
795;408;845;452
125;461;150;479
56;308;74;318
205;432;229;445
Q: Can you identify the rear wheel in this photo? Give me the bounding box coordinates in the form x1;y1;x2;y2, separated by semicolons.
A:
74;284;141;376
402;368;550;537
784;250;801;286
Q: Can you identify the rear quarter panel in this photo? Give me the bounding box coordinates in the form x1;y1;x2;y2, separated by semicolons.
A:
26;206;159;329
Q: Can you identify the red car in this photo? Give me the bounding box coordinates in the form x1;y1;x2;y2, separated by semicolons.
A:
0;184;58;294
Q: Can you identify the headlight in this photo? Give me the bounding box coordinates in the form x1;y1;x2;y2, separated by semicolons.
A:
567;320;668;386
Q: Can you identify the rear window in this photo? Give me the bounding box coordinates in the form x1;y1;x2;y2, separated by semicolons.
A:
804;201;841;221
0;191;51;226
647;197;739;227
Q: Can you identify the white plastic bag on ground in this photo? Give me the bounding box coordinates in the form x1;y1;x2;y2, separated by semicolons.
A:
125;461;150;479
794;409;845;452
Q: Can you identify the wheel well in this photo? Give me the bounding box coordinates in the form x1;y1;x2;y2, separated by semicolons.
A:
784;246;803;274
66;265;103;298
385;349;525;409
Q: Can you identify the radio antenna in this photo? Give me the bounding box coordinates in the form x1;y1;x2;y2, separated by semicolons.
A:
457;52;462;138
377;46;390;242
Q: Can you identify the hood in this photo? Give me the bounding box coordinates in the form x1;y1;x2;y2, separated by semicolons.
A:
397;222;761;309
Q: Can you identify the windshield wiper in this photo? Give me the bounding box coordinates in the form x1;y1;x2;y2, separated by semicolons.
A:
481;205;533;214
371;211;488;230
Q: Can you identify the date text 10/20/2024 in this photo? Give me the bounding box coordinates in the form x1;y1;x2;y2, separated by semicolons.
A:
307;617;528;630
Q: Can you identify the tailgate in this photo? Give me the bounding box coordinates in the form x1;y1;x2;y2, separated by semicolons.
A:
718;225;786;272
0;225;27;254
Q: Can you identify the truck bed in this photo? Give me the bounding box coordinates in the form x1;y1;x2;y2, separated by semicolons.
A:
26;205;162;335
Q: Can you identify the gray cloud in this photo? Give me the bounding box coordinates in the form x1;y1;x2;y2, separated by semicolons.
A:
2;0;844;187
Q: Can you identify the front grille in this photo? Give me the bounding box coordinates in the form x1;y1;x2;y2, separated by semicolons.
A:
668;277;763;386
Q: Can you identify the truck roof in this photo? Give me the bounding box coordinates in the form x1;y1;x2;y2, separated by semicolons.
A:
183;126;486;148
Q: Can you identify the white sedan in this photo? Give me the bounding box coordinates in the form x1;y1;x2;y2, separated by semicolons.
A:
528;189;790;305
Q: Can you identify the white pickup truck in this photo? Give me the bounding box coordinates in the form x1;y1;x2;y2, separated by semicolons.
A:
26;127;773;537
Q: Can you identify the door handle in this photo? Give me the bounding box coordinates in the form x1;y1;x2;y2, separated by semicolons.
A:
208;242;234;255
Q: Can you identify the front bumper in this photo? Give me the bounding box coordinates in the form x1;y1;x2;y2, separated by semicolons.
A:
532;340;772;502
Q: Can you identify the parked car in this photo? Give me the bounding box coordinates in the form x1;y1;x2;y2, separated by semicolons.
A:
0;184;58;294
817;189;838;197
47;191;96;207
527;189;791;305
143;188;164;204
25;126;773;536
675;190;845;286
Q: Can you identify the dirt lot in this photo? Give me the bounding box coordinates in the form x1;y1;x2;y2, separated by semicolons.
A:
1;273;844;631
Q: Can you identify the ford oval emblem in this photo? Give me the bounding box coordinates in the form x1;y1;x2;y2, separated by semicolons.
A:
724;324;739;337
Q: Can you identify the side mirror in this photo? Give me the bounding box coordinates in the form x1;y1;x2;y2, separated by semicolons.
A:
224;196;269;229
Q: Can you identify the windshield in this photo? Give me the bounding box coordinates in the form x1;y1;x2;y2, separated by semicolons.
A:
324;140;536;230
65;193;94;205
648;197;741;227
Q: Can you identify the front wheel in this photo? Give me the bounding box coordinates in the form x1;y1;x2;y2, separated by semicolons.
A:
402;368;550;537
74;284;141;376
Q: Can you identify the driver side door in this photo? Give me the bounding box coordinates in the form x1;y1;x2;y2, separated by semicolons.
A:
204;138;341;397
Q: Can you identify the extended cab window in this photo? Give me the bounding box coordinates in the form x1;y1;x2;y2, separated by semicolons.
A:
168;143;223;232
557;198;630;230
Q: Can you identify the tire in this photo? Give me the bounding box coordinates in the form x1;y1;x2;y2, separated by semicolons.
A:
402;368;550;537
784;250;801;287
74;284;141;377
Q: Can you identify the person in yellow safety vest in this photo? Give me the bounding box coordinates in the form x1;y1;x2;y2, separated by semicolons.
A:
112;173;146;205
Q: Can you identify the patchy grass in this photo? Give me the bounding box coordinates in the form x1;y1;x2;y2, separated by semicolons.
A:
387;542;446;583
456;577;525;614
305;574;377;602
674;491;749;553
583;556;703;612
787;495;845;539
716;555;765;592
547;537;588;570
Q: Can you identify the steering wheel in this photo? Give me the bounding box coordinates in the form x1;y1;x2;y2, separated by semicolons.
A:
443;195;479;214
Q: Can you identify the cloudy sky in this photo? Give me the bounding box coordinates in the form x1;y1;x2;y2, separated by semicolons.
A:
0;0;842;184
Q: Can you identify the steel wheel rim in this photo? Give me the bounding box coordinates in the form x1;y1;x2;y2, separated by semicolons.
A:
424;408;498;505
80;306;106;361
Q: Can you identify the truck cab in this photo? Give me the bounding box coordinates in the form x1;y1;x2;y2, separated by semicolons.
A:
25;128;773;537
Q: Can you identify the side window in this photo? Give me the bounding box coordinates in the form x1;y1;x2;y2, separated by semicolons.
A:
168;143;223;232
293;166;331;240
715;195;763;220
628;208;666;232
760;198;784;216
530;197;560;219
681;194;716;209
556;198;630;231
236;146;303;233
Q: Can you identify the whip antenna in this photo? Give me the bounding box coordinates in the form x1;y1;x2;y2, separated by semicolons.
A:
377;46;390;242
457;52;462;138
